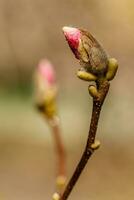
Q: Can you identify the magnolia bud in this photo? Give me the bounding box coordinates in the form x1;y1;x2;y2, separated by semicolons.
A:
106;58;118;81
37;59;56;85
35;59;57;118
52;193;60;200
63;26;109;76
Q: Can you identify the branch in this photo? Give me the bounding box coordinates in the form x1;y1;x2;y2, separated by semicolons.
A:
60;80;109;200
49;116;66;193
52;26;118;200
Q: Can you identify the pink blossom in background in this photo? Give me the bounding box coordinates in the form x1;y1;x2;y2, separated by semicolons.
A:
62;26;81;59
38;59;56;85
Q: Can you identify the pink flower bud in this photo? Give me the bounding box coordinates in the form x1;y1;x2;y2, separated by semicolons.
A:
38;59;56;86
35;59;57;116
62;26;81;59
63;26;108;76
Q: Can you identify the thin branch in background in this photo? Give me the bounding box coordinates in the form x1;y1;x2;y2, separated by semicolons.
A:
34;59;66;195
4;1;24;88
49;116;66;182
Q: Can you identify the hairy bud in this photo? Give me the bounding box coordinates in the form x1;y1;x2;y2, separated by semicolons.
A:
63;26;109;76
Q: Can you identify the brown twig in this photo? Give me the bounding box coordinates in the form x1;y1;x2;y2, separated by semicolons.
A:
50;117;66;178
49;116;66;194
60;80;110;200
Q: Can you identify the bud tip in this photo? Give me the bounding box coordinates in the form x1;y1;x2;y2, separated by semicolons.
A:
62;26;81;59
37;59;56;85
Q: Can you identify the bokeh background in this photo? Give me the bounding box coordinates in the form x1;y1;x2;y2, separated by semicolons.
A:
0;0;134;199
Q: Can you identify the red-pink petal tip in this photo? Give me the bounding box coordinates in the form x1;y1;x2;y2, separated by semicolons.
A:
62;26;81;59
38;59;56;85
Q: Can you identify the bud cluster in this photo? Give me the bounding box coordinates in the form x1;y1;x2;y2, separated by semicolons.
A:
63;26;118;82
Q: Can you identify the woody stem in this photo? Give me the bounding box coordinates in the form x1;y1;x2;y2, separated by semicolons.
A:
60;80;110;200
50;117;66;179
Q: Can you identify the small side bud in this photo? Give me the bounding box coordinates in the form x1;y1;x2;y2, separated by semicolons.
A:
88;85;99;98
91;140;100;150
52;193;60;200
56;175;66;189
77;69;97;81
106;58;118;81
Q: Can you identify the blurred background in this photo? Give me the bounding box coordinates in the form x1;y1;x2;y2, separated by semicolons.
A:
0;0;134;199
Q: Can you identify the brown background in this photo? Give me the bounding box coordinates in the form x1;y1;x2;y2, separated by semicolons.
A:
0;0;134;199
